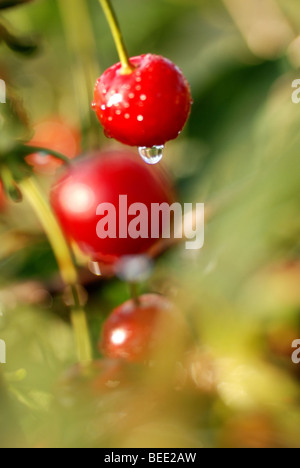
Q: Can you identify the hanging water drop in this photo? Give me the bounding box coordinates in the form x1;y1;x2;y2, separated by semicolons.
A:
115;255;154;282
138;145;164;165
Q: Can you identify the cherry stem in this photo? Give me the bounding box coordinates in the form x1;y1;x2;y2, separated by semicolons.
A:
19;176;92;365
129;282;140;305
0;166;23;202
98;0;134;74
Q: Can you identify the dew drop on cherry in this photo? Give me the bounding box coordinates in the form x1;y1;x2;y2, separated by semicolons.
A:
138;145;164;165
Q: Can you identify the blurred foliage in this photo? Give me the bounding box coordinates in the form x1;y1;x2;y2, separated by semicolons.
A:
0;0;300;448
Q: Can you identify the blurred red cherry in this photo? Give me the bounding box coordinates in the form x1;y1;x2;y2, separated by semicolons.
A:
100;294;186;362
26;118;81;174
50;151;174;264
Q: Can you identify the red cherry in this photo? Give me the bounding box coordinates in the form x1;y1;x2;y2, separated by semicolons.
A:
0;181;6;211
26;118;81;174
100;294;184;362
93;54;192;148
51;151;174;264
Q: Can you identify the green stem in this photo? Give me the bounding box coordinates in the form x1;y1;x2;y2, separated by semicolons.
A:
19;145;71;165
98;0;134;74
19;177;92;364
58;0;101;148
129;282;140;305
0;166;23;202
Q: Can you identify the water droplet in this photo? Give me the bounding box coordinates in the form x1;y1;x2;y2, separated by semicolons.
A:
129;93;135;99
137;115;144;122
138;145;164;165
115;255;153;282
140;94;147;101
91;101;97;110
101;104;106;110
124;113;130;119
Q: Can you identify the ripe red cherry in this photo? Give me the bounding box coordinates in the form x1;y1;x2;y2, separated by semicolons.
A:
92;54;192;148
26;118;81;174
100;294;185;362
51;151;174;264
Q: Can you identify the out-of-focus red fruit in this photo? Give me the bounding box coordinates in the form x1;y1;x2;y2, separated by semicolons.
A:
93;54;192;148
50;151;174;264
100;294;187;362
0;181;6;211
25;118;81;174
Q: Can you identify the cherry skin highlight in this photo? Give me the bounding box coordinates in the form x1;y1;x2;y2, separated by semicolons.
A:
50;151;174;265
100;294;180;362
93;54;192;148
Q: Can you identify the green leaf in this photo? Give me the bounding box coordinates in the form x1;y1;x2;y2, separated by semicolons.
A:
0;22;38;55
0;0;33;10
